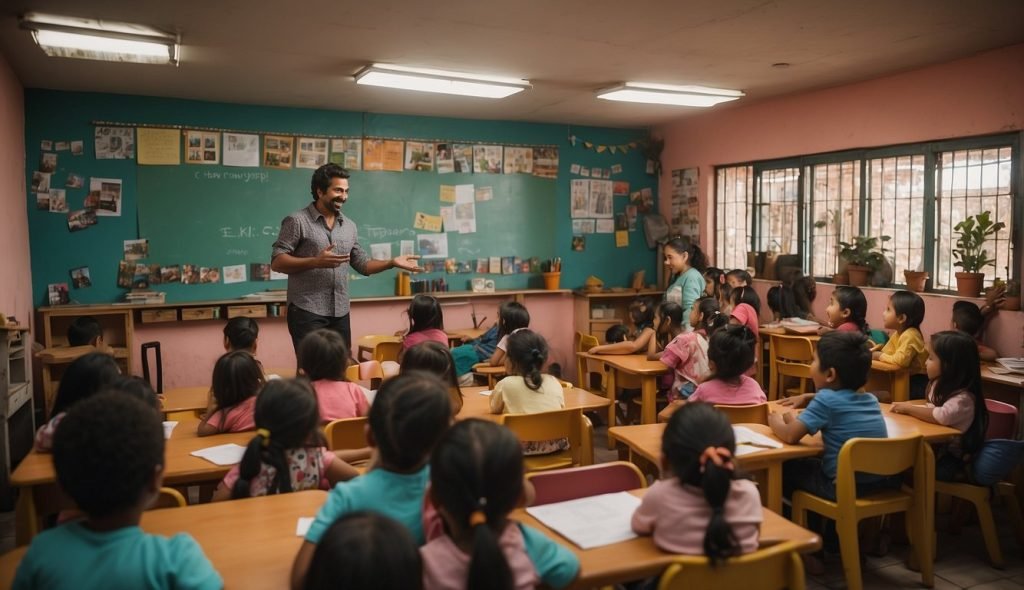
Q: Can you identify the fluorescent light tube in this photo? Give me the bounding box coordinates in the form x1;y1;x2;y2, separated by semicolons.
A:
355;64;529;99
597;82;743;107
20;13;179;65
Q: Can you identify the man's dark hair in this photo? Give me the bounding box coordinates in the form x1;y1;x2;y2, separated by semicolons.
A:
310;163;350;200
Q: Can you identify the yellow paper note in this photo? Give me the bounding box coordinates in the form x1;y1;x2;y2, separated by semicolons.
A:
439;185;456;203
615;230;629;247
383;140;405;171
413;212;443;232
137;128;180;165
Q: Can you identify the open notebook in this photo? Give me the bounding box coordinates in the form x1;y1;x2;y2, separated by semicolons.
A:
733;425;784;457
524;491;641;549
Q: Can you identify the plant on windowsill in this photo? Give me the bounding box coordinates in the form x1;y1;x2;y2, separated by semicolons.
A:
838;235;891;287
903;268;929;293
990;269;1020;311
952;210;1005;298
814;209;850;284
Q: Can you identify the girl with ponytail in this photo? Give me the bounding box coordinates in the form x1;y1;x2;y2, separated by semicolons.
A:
652;297;727;401
490;330;567;455
421;419;579;590
212;379;358;501
632;402;763;563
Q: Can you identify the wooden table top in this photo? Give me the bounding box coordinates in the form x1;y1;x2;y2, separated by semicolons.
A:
511;488;820;589
981;363;1024;388
457;386;610;420
576;352;670;376
162;386;209;414
11;419;253;488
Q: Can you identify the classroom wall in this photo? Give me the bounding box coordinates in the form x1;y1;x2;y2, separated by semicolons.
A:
0;50;30;329
658;42;1024;358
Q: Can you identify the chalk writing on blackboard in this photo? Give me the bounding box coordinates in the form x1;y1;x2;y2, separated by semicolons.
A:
219;225;279;239
193;170;270;183
362;225;417;240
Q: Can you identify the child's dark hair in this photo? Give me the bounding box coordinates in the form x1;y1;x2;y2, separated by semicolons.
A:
304;512;422;590
889;290;925;330
832;286;869;333
707;326;756;381
815;331;872;391
210;351;265;431
53;392;163;518
726;269;752;285
629;297;655;330
655;301;684;347
665;238;708;273
400;341;464;414
930;331;988;456
703;267;726;299
67;316;102;346
952;301;984;337
497;301;530;338
298;328;349;381
506;330;549;391
694;296;729;335
103;376;160;410
662;402;741;565
233;379;323;499
729;286;761;316
369;372;452;471
605;324;629;343
224;316;259;351
408;294;444;333
431;419;524;590
766;285;782;317
51;352;120;416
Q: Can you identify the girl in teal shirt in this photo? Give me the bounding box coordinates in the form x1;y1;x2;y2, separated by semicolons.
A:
664;238;708;323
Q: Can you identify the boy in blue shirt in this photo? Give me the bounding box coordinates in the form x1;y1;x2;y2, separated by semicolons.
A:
14;393;222;590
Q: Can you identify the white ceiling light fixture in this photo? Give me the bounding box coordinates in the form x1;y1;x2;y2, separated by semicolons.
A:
354;64;530;99
596;82;744;107
19;13;180;66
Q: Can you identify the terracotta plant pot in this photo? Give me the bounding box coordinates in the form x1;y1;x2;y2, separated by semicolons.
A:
846;265;872;287
955;272;985;298
832;272;849;285
1000;296;1021;311
903;271;929;293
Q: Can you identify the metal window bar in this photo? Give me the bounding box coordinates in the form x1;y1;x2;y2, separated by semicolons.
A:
755;167;801;256
808;161;861;278
715;165;754;270
867;155;926;284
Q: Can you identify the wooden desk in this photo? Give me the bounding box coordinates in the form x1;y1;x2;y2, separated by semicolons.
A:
162;385;208;416
457;386;610;422
446;326;487;345
472;364;507;387
981;363;1024;438
511;488;820;589
11;420;253;545
577;352;668;428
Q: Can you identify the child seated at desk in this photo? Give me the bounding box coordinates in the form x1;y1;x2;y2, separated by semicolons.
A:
651;299;727;401
223;316;259;354
421;419;579;590
871;290;929;399
35;352;121;452
490;331;567;455
687;326;766;406
213;379;358;501
604;323;628;344
198;351;264;436
304;512;422;590
298;329;369;423
486;301;530;367
401;341;465;415
951;301;999;362
632;402;763;560
291;373;452;589
14;393;222;589
66;315;103;347
401;294;448;358
587;297;656;354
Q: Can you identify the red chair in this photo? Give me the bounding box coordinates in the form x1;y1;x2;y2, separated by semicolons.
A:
525;461;646;505
985;399;1017;440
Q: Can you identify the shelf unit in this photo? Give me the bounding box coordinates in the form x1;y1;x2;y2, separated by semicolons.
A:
573;289;663;343
1;325;32;508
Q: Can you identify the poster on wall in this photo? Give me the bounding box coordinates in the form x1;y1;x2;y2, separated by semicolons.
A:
671;168;699;241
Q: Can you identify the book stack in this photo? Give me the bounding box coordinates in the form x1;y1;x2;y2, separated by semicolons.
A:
124;289;166;304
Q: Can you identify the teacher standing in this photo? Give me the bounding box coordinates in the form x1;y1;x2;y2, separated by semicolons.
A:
271;163;421;353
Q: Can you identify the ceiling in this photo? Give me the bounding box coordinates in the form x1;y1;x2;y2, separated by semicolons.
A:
1;0;1022;129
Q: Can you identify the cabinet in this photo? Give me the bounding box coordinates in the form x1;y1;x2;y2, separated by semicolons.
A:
1;325;32;506
573;289;663;343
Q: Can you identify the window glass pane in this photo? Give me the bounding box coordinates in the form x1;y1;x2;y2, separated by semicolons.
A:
756;168;800;255
809;161;861;278
715;165;753;270
866;155;926;283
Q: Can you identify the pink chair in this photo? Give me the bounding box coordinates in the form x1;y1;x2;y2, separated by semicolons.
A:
985;399;1017;440
525;461;646;505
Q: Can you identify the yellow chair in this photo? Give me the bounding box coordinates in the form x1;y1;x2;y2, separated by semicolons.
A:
791;435;934;590
714;403;769;425
657;540;807;590
150;487;188;510
767;334;815;401
324;417;369;451
373;340;402;363
345;360;385;386
576;333;604;393
502;408;592;472
934;479;1024;567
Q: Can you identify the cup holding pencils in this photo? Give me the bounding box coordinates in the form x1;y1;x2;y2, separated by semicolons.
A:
542;257;561;290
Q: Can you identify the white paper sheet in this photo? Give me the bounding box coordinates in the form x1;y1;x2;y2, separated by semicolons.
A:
296;517;314;537
370;242;393;260
162;421;178;440
190;443;247;466
400;240;415;257
479;390;493;396
733;425;784;457
223;133;260;167
525;491;641;549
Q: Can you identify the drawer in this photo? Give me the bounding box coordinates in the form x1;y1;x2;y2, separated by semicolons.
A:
140;309;178;323
181;307;220;321
226;304;267;319
8;383;32;417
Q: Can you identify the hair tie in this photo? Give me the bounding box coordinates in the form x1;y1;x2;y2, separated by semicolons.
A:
530;348;541;358
469;510;487;527
257;428;271;447
699;446;734;473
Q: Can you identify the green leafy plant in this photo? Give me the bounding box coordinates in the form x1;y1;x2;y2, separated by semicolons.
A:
838;235;891;271
953;211;1005;273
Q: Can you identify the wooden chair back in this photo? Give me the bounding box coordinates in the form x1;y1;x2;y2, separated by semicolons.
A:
527;461;645;506
373;341;402;363
324;416;369;451
714;403;769;425
657;540;806;590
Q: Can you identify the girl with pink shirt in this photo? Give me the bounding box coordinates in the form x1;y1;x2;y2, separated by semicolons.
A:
891;331;989;481
299;329;370;423
727;286;761;340
819;286;869;335
687;326;767;406
632;402;763;560
650;297;729;400
198;350;264;436
400;294;448;360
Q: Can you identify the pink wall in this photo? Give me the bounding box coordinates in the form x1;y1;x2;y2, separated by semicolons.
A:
134;292;575;389
0;51;31;331
657;42;1024;359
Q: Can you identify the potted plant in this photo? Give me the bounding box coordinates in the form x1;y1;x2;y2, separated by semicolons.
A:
814;209;851;285
1004;279;1021;311
838;235;891;287
903;268;929;292
952;211;1005;297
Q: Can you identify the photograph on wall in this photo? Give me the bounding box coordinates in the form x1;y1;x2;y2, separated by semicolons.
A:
416;233;449;259
67;209;97;232
626;205;638;231
70;140;84;155
330;139;362;170
90;178;123;216
183;131;220;165
35;193;49;210
40;140;52;151
70;266;91;289
47;283;70;305
263;135;294;169
596;219;615;233
631;187;654;213
48;189;68;213
181;264;201;285
473;145;503;174
31;171;50;193
250;263;271;281
435;143;454;174
362;139;384;171
570;179;590;218
161;265;182;283
503;147;533;174
116;260;133;288
65;173;84;189
588;180;614;218
94;126;135;159
452;143;474;173
40;152;57;173
223;132;260;167
613;181;630;196
124;238;150;260
147;264;163;286
132;263;150;289
571;235;585;251
200;267;221;284
296;138;329;169
55;141;69;151
223;264;247;284
405;141;436;172
572;219;596;234
475;186;493;201
533;147;559;179
382;140;405;171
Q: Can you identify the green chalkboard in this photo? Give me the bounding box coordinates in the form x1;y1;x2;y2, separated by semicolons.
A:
136;166;556;298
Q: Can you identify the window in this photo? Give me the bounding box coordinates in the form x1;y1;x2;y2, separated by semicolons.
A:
712;134;1019;289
